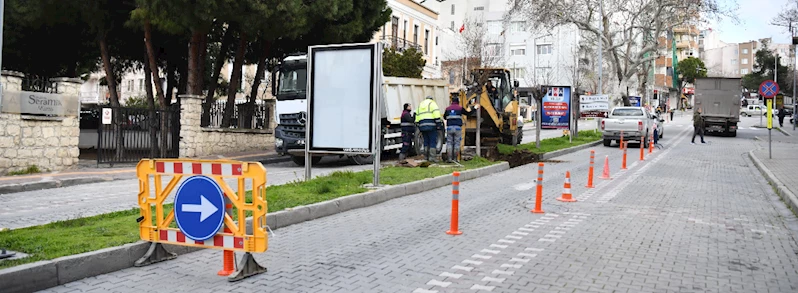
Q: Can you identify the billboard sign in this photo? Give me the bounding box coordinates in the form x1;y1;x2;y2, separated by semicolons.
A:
579;94;609;118
541;86;572;129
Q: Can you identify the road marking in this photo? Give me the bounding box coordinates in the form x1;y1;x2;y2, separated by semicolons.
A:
538;238;556;242
490;244;508;249
413;289;438;293
544;234;562;238
472;254;492;260
525;248;544;252
426;280;451;288
439;272;463;279
470;284;496;291
540;216;555;220
518;228;535;232
462;260;482;265
513;182;536;191
498;239;516;244
505;235;523;240
510;258;530;263
481;276;506;283
517;253;537;258
481;249;500;254
501;264;522;269
492;270;514;276
525;224;540;228
548;230;566;234
555;226;570;230
452;265;474;272
512;231;528;236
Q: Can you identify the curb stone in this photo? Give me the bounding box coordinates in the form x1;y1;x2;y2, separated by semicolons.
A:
541;141;603;160
0;163;507;293
748;150;798;214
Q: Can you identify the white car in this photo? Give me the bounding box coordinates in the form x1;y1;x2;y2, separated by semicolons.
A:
601;107;664;147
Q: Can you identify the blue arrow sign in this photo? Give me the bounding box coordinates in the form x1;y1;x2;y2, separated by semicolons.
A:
174;175;225;241
759;80;779;98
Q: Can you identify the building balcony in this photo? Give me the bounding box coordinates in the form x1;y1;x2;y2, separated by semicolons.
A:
380;36;422;52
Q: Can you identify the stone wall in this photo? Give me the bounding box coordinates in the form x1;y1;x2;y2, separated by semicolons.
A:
0;72;82;174
179;95;274;158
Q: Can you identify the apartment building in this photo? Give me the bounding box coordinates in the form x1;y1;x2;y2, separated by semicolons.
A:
372;0;442;78
433;0;581;90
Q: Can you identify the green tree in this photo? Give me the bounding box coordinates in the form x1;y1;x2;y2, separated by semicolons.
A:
383;47;426;78
676;57;707;100
741;40;792;96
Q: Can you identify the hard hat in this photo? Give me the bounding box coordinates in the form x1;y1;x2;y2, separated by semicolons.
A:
426;95;434;99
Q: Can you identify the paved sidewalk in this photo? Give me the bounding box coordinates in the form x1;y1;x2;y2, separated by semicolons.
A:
752;129;798;201
0;148;287;195
41;115;798;292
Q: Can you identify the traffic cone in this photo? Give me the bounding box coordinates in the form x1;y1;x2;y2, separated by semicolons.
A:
599;155;612;180
556;171;576;202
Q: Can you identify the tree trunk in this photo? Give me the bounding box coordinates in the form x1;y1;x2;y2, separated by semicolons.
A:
616;77;631;106
221;33;247;128
144;20;169;157
202;26;235;127
143;48;158;158
187;30;206;95
243;41;272;129
99;36;124;160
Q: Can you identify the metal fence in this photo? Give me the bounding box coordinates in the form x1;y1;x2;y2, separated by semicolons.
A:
97;105;180;164
21;76;58;93
202;101;271;130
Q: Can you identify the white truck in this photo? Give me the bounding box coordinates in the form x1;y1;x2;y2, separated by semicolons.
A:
271;54;449;165
600;106;664;147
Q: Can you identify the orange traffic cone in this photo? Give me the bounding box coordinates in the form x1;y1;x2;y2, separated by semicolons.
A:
556;171;576;202
599;155;612;180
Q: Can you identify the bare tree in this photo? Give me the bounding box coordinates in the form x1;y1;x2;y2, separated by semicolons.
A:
509;0;733;106
444;14;508;87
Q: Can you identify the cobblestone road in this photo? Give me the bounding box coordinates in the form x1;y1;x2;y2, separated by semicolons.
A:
41;114;798;292
0;158;372;230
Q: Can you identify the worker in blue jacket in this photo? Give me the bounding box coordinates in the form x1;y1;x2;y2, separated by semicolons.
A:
444;97;464;163
399;103;415;162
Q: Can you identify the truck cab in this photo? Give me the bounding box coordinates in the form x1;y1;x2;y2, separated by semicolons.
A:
271;55;321;165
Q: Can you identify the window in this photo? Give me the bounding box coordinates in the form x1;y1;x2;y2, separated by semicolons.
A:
450;21;455;31
511;68;526;79
474;6;484;11
742;58;748;65
414;25;419;44
487;21;502;35
424;29;430;55
537;44;552;55
127;80;132;92
138;79;144;91
451;4;455;15
510;21;526;33
484;43;501;56
435;36;438;46
741;68;749;75
743;48;749;54
449;70;456;84
734;48;739;55
403;20;407;40
510;45;526;55
731;59;738;65
382;25;386;38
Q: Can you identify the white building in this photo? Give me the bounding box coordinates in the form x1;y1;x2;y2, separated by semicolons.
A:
372;0;443;79
434;0;581;89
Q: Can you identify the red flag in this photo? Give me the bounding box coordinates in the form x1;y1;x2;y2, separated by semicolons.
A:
459;24;465;33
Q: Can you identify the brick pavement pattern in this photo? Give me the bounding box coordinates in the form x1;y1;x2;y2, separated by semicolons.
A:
40;114;798;292
752;129;798;197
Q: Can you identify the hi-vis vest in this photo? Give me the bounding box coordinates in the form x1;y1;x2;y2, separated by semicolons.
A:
415;99;441;127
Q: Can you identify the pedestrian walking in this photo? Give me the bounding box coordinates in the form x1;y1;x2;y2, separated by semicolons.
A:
444;97;464;163
669;108;674;121
399;103;415;162
415;95;443;162
777;105;786;127
692;108;706;144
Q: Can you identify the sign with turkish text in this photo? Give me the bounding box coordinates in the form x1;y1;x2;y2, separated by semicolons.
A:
0;90;79;117
541;86;571;129
629;96;642;107
579;94;609;118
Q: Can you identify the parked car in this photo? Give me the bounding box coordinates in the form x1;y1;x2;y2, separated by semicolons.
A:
600;107;663;147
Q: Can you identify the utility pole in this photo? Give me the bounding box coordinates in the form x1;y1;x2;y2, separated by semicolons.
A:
597;0;604;132
0;0;4;100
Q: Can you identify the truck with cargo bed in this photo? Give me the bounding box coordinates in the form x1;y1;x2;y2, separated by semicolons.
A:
694;77;741;137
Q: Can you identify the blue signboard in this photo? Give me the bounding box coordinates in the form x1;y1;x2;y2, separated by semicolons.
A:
174;176;225;241
541;86;572;129
629;96;642;107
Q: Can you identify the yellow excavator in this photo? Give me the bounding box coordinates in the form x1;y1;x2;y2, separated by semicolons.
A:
452;68;521;149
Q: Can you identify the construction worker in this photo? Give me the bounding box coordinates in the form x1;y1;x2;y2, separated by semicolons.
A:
399;103;415;162
416;95;442;162
444;97;464;163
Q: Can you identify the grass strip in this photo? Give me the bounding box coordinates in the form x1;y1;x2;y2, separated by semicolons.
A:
497;130;603;155
0;157;496;269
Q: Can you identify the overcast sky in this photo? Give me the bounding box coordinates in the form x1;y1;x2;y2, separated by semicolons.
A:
709;0;794;44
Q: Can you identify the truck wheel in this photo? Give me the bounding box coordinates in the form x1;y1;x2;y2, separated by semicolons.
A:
414;130;445;155
291;155;322;166
603;139;611;147
730;131;737;137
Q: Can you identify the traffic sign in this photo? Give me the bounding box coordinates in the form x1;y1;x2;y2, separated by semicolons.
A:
759;80;779;98
102;108;112;125
174;175;225;241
